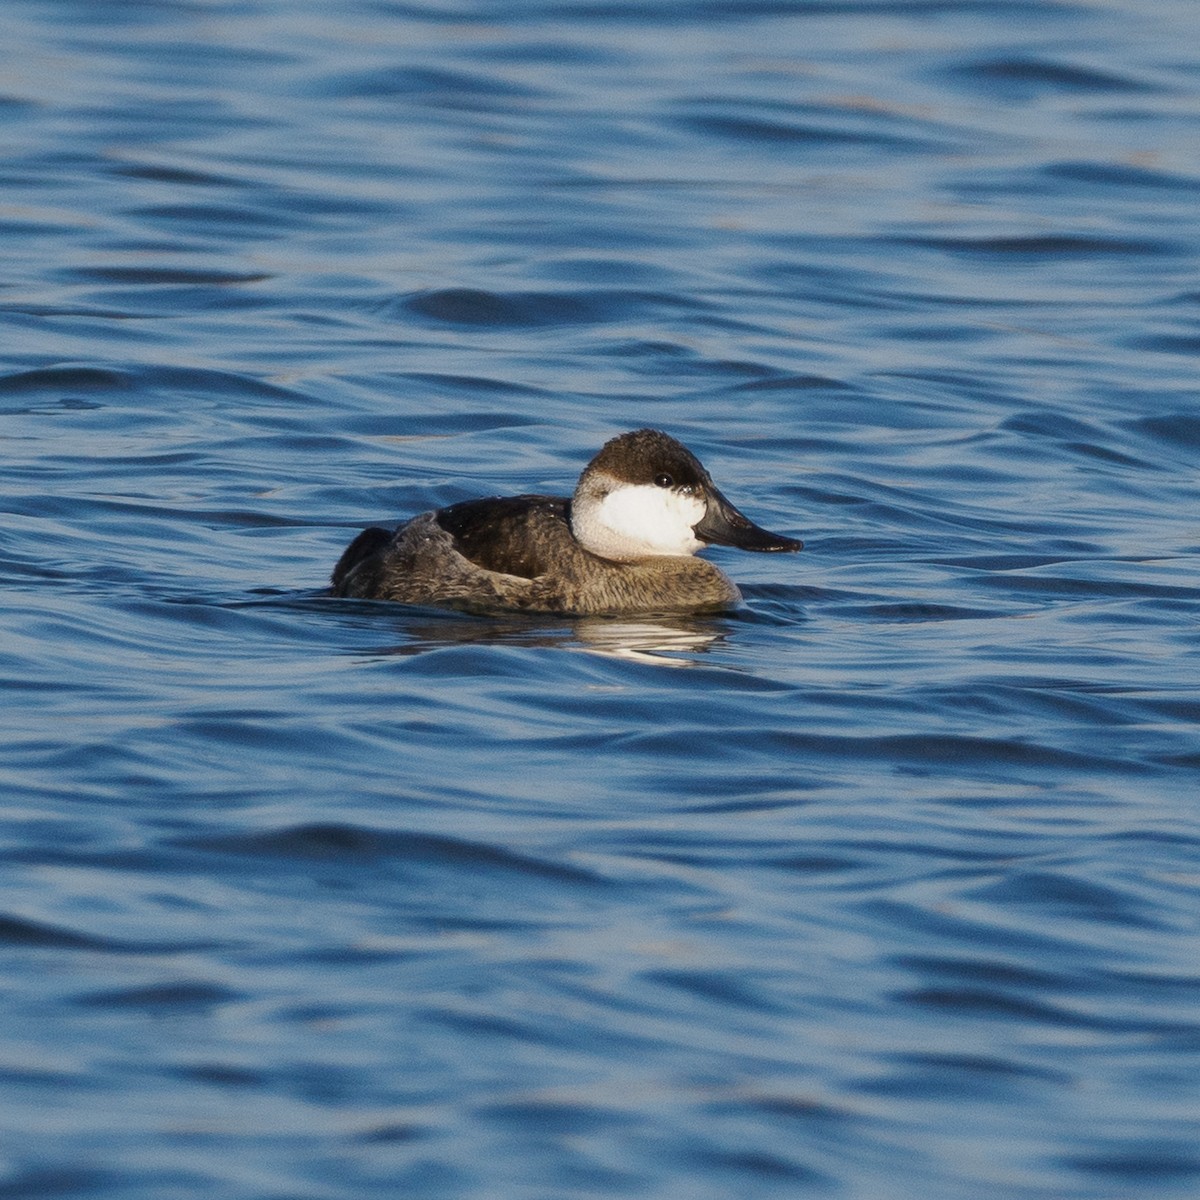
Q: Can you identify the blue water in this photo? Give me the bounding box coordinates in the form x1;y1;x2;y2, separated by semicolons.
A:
2;0;1199;1196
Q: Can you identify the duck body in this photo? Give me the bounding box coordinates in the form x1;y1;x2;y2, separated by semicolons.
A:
331;429;802;616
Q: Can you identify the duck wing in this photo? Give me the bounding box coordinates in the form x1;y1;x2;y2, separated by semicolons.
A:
435;494;572;579
331;525;393;592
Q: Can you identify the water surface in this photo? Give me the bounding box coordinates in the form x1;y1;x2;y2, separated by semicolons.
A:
2;1;1199;1197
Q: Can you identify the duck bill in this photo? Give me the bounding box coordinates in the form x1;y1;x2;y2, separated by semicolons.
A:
694;486;803;553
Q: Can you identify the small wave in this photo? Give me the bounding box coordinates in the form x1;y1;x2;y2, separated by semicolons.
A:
941;54;1161;97
174;822;608;887
73;981;242;1012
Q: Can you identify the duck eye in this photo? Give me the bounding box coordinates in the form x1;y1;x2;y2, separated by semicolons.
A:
654;473;673;489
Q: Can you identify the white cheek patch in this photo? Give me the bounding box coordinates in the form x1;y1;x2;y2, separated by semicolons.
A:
596;485;706;557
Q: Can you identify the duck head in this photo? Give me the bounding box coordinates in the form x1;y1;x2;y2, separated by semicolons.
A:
570;429;803;563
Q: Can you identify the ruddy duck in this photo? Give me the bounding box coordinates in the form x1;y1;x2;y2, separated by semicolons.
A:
331;429;802;615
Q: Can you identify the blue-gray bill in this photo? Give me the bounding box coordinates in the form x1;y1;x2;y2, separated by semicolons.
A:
693;485;804;553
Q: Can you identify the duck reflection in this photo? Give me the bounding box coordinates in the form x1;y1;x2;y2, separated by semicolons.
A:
569;616;725;666
371;610;727;667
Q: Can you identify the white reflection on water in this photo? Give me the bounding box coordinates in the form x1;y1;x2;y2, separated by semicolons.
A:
569;617;724;666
